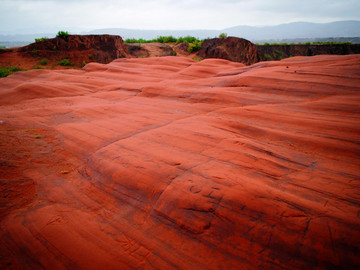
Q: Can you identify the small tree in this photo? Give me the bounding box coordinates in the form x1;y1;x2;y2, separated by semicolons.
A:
219;33;227;38
56;31;69;39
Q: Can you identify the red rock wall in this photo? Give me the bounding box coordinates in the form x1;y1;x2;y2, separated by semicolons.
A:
18;35;130;64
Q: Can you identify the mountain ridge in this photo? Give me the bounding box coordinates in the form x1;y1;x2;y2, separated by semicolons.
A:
1;21;359;47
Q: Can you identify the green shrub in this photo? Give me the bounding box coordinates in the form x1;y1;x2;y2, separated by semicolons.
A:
187;40;203;53
88;54;93;59
172;51;177;56
125;38;148;43
137;38;148;43
176;36;198;44
0;46;5;49
219;33;227;38
125;38;136;43
35;37;48;43
0;66;22;77
270;42;288;45
33;66;44;69
40;59;48;65
125;36;203;45
58;59;71;66
263;42;270;46
264;54;273;61
56;31;69;39
81;60;86;67
275;50;283;57
155;36;177;43
193;57;202;62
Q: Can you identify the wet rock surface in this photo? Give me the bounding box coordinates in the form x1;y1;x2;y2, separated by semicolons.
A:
0;55;360;269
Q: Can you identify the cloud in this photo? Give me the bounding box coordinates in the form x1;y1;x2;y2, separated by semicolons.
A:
0;0;359;34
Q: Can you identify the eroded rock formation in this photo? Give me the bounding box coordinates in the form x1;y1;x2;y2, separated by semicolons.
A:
197;37;259;65
0;55;360;269
0;35;130;68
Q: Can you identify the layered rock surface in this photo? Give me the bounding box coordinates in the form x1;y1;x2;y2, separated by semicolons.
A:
0;55;360;269
0;35;130;69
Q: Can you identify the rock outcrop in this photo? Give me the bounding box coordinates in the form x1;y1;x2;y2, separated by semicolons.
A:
1;35;130;68
196;37;360;65
1;55;360;269
197;37;259;65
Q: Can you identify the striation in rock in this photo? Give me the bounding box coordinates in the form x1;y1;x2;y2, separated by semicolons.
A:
0;55;360;269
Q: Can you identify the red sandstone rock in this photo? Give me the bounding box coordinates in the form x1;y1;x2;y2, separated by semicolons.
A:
197;37;259;65
0;35;130;69
0;55;360;269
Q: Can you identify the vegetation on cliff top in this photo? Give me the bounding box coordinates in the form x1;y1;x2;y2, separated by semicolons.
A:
125;35;203;44
125;35;204;53
56;31;69;39
259;41;352;46
35;37;48;43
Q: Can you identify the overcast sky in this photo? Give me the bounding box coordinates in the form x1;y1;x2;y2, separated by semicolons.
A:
1;0;359;34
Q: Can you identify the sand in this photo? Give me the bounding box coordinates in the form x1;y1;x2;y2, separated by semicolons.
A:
0;55;360;269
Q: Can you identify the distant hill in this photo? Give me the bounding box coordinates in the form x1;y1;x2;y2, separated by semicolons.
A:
1;21;359;48
224;21;360;40
87;20;360;41
86;29;219;40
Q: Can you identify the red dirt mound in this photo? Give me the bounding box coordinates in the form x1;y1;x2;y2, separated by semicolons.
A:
0;55;360;269
197;37;259;65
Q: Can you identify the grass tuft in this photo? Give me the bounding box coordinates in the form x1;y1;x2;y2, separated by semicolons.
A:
35;37;48;43
58;59;71;66
0;66;22;77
